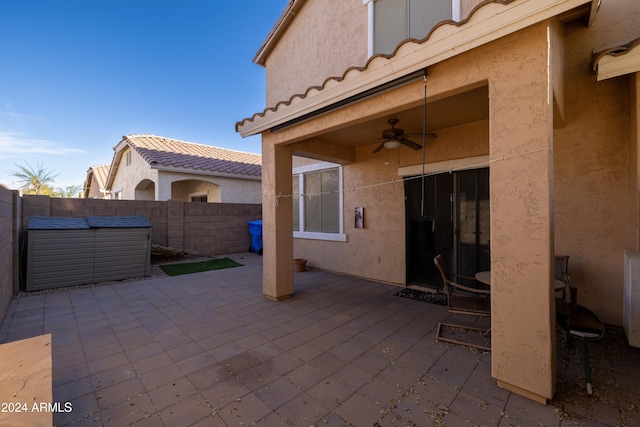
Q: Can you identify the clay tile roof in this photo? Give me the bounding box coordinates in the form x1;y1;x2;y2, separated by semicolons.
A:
122;134;262;177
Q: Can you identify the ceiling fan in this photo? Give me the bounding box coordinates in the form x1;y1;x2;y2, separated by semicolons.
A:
372;118;436;153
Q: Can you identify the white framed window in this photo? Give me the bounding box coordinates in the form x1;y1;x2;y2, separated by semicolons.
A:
293;162;346;242
125;151;132;166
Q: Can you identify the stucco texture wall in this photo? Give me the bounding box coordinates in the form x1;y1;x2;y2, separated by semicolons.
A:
159;172;262;204
110;148;159;200
284;22;558;399
264;0;368;106
553;1;640;325
293;119;489;284
288;5;637;328
460;0;485;20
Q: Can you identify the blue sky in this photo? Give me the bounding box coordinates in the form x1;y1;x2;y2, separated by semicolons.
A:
0;0;289;190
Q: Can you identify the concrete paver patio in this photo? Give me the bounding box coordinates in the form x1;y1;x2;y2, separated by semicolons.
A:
1;256;638;426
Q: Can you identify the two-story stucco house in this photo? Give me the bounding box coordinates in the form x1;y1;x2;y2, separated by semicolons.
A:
102;134;262;203
236;0;640;403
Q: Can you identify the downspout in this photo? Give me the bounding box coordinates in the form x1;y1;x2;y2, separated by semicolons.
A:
363;0;375;57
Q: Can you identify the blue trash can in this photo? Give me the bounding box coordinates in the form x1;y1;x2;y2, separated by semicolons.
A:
247;220;263;255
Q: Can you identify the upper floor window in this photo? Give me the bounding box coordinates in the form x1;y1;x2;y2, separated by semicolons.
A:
372;0;458;55
292;162;346;242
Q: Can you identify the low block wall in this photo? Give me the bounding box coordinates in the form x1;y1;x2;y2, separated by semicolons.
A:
0;186;18;325
21;196;262;257
14;196;261;292
0;193;261;319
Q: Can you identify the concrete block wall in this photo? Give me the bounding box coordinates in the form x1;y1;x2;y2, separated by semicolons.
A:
182;202;262;256
0;186;18;325
0;192;261;323
21;195;261;259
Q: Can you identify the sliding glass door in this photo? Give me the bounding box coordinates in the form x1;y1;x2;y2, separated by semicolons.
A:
405;168;490;289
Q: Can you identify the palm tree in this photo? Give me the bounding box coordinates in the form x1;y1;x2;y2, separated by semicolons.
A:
55;184;83;198
10;162;58;195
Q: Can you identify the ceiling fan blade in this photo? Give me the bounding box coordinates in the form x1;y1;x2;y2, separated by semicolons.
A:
372;142;386;153
399;137;423;150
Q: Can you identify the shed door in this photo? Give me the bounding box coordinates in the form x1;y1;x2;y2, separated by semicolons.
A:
405;168;490;289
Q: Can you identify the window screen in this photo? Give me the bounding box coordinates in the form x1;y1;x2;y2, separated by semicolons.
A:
374;0;452;55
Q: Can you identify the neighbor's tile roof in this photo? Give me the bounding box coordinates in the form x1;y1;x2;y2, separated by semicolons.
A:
122;134;262;177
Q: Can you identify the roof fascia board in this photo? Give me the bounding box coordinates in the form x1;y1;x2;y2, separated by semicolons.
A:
238;0;593;138
594;38;640;81
104;138;128;191
152;164;262;181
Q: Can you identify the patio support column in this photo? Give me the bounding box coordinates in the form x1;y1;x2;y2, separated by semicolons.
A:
156;174;170;201
624;72;640;347
489;21;555;403
261;136;294;300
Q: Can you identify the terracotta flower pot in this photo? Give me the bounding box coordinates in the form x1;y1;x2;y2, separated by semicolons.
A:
293;258;307;272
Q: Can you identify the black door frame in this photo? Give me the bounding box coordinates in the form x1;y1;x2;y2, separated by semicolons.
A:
405;167;490;289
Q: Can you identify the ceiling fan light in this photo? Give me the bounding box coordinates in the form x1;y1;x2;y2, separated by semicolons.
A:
384;139;401;150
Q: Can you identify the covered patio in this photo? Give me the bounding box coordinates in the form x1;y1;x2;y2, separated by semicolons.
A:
1;258;637;426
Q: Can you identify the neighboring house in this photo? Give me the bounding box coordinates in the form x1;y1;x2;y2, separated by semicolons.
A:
103;134;262;203
82;164;110;199
236;0;640;403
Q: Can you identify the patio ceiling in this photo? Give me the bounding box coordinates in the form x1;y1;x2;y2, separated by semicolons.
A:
287;85;489;150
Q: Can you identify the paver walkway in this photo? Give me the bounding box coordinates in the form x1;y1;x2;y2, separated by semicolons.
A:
1;257;638;426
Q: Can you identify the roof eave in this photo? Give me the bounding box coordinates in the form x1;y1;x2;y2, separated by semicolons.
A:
238;0;596;138
593;37;640;81
254;0;307;66
104;137;129;191
152;164;262;181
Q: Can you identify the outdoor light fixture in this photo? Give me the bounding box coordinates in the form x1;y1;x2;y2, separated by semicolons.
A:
383;139;402;150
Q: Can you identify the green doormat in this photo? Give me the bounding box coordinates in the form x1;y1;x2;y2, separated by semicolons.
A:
160;258;243;276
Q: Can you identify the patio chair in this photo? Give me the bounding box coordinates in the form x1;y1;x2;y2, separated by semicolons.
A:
555;255;572;300
434;254;490;316
434;254;491;351
555;278;604;395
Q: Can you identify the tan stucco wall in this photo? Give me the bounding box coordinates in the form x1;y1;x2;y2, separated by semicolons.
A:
285;2;640;328
553;0;639;326
171;180;221;202
460;0;484;20
270;21;557;400
259;0;640;401
110;148;159;200
86;175;105;199
293;119;489;284
264;0;368;106
158;172;261;204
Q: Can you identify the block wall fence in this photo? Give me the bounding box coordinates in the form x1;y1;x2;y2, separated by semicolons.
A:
0;188;261;325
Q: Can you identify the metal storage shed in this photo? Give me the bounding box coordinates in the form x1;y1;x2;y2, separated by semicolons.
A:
26;215;152;291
